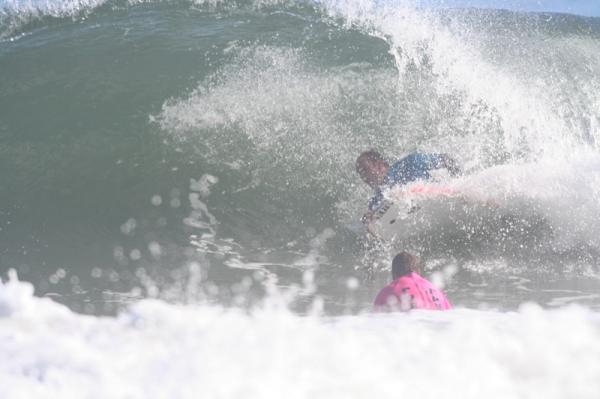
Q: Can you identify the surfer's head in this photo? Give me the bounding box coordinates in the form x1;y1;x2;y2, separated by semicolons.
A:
392;252;422;279
356;150;389;188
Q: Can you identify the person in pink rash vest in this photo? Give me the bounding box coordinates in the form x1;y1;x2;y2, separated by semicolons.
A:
374;252;452;312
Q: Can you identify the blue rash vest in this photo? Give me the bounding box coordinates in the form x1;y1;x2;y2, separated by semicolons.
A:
368;153;446;211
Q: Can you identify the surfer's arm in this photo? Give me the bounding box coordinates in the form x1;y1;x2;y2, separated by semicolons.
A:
361;209;374;224
361;210;384;240
361;191;388;239
361;210;375;231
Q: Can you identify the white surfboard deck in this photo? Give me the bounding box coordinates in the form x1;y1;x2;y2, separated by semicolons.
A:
371;183;466;242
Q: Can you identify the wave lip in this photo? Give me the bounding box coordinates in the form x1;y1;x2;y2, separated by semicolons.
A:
0;0;108;38
0;0;313;39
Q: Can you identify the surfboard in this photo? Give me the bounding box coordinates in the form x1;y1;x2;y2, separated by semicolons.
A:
370;183;463;241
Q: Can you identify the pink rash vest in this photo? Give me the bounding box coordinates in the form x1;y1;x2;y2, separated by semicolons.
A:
373;272;452;312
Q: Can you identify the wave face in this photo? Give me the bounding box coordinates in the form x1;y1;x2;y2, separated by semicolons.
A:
1;0;600;317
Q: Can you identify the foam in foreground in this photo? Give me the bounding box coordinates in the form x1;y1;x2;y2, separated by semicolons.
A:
1;275;600;399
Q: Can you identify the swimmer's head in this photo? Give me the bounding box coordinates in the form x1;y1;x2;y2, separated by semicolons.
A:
356;150;389;188
392;252;422;279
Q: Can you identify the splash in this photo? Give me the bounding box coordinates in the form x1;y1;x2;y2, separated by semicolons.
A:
2;274;600;398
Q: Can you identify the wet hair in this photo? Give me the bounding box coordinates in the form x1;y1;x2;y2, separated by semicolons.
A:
355;150;385;174
392;252;422;279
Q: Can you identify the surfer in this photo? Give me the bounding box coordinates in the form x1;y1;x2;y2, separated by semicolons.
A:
373;252;452;312
356;150;461;233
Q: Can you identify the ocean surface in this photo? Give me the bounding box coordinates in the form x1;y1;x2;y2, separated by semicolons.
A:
2;0;600;397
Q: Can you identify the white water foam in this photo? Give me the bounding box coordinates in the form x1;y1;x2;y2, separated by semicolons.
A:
380;151;600;256
312;1;600;257
451;152;600;250
2;274;600;398
320;0;600;158
157;45;402;192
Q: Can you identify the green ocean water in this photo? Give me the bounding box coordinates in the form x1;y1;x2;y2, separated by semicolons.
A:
2;0;600;315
